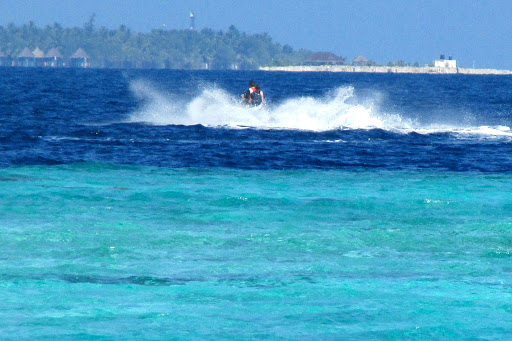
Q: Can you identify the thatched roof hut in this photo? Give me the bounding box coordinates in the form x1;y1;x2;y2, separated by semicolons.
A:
46;48;63;59
46;48;64;67
307;52;345;65
32;47;45;58
352;55;370;66
16;47;35;67
18;47;34;58
70;48;90;68
70;48;90;59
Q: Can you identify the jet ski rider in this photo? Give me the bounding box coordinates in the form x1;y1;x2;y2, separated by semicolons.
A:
241;80;256;105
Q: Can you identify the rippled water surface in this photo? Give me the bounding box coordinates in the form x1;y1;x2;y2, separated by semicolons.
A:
1;69;512;339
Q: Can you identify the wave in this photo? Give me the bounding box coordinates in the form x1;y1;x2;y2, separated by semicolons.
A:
413;125;512;138
127;80;512;137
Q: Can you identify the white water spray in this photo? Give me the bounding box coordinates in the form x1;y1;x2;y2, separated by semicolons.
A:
128;80;407;131
127;80;512;137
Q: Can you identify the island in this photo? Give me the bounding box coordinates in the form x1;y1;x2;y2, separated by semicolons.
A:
260;65;512;75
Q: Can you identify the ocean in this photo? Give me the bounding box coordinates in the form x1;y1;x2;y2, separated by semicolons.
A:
1;68;512;339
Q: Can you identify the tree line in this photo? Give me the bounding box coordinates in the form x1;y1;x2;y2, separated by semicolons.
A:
0;16;312;69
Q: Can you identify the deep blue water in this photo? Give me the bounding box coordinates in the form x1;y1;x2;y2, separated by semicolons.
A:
2;68;512;171
1;68;512;339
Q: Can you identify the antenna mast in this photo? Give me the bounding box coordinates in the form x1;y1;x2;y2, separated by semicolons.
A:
189;12;195;30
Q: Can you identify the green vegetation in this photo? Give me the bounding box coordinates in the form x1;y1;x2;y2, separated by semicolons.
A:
0;16;312;69
386;60;421;67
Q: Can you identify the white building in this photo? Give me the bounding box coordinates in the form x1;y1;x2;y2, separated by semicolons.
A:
434;55;457;68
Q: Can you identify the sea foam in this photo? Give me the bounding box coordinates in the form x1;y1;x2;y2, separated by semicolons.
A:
128;80;407;131
127;80;512;137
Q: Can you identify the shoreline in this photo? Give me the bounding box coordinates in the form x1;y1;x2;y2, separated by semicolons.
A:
260;65;512;75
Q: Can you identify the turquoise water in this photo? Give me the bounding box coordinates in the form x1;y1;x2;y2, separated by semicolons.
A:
2;164;511;339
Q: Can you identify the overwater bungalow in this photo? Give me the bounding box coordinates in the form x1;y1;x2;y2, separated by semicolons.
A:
46;48;64;67
69;48;90;68
32;47;46;67
16;47;35;67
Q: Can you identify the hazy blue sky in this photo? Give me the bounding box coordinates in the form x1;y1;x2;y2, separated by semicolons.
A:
2;0;512;69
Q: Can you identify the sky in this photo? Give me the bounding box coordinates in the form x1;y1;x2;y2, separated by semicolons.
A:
2;0;512;69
